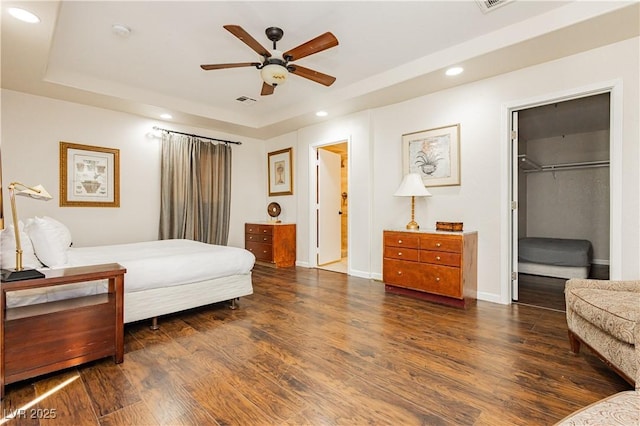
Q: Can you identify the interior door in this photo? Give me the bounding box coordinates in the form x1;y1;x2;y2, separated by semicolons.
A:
317;149;342;265
511;110;519;301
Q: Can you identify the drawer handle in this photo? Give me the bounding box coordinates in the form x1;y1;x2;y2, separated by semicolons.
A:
435;277;440;282
263;230;268;233
436;243;442;247
263;237;268;241
397;271;403;276
436;256;441;260
263;250;268;253
248;228;254;232
398;252;403;256
397;239;403;244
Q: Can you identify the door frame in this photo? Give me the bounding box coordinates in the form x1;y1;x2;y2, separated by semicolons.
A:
308;138;351;271
501;79;623;304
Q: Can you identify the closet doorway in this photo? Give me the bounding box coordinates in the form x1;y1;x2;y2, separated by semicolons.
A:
512;93;611;311
316;142;349;274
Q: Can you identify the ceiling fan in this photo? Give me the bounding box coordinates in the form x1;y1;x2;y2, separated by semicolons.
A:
200;25;339;96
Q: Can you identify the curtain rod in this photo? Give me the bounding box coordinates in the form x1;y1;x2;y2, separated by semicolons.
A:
152;126;242;145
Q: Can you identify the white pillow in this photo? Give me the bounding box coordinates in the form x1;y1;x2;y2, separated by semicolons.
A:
0;221;44;269
24;216;72;267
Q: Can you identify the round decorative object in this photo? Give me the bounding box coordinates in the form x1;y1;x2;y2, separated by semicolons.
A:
267;202;281;218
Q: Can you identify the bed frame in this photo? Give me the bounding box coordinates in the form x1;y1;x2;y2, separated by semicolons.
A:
124;273;253;327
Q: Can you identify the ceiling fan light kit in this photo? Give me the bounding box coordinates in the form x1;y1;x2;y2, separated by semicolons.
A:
200;25;338;96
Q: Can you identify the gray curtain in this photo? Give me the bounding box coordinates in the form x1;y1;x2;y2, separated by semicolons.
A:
159;133;232;245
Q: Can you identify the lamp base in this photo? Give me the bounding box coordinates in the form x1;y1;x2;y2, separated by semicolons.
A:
1;268;45;282
406;221;420;230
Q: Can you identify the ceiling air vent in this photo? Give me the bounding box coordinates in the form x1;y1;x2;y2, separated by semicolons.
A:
476;0;514;13
236;96;257;105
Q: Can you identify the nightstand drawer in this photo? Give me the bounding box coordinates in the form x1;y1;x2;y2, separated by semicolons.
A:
383;259;461;299
384;232;420;249
420;250;461;267
245;224;273;235
419;234;462;253
384;247;419;261
245;242;273;261
246;234;272;244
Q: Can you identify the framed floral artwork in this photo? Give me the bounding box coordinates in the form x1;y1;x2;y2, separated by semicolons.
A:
60;142;120;207
268;148;293;196
402;124;460;187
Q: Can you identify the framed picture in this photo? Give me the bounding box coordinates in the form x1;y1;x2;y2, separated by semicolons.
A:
402;124;460;187
268;147;293;196
60;142;120;207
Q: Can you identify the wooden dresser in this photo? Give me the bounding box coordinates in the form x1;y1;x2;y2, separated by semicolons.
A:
383;229;478;308
245;223;296;267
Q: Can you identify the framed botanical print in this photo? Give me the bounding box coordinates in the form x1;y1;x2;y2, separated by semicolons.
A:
268;148;293;196
402;124;460;187
60;142;120;207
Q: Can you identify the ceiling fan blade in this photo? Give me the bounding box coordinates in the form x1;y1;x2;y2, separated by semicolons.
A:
200;62;261;70
283;32;338;61
289;65;336;86
224;25;271;58
261;82;275;96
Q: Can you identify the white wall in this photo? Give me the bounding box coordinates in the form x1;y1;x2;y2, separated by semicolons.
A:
524;130;610;263
1;90;265;248
270;37;639;303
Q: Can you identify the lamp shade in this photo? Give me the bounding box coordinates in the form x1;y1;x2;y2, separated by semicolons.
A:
15;184;52;200
394;173;432;197
261;63;288;86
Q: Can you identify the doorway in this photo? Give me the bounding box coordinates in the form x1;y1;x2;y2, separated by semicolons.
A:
511;93;611;311
317;142;349;274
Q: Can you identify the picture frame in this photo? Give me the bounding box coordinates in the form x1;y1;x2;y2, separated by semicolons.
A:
60;142;120;207
402;124;461;187
268;147;293;196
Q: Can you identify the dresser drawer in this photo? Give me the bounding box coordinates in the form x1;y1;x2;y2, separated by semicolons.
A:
245;241;273;262
245;224;273;236
246;233;273;244
419;234;462;253
420;250;461;267
384;232;420;249
383;246;419;262
383;259;462;299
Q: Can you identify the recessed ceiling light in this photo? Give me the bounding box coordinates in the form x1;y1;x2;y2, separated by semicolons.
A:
112;24;131;37
446;67;464;76
316;111;328;117
8;7;40;23
160;113;172;120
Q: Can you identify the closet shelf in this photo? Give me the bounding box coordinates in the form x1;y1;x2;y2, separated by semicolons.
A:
518;155;542;171
523;159;609;173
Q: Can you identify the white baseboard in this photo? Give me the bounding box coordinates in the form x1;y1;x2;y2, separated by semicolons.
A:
592;259;610;266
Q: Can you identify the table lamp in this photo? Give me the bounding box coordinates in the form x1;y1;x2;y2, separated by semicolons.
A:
1;182;52;282
394;173;431;230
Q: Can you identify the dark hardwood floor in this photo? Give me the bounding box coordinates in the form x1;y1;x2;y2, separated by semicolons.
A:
516;265;610;311
2;265;630;425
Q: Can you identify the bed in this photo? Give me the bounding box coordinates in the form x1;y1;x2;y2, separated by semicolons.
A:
2;216;255;326
518;237;592;279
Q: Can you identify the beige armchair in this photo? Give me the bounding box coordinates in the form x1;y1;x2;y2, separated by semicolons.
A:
556;279;639;425
565;278;639;387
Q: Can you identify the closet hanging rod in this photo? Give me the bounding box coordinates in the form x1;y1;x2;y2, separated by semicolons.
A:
152;126;242;145
523;160;609;173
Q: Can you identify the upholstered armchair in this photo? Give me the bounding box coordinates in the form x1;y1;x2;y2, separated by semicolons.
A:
565;278;639;386
556;279;639;425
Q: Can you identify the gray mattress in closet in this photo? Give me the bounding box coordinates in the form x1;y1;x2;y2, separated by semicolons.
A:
518;237;592;267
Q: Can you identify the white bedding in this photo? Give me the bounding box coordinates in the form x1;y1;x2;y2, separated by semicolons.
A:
65;239;255;293
6;239;256;310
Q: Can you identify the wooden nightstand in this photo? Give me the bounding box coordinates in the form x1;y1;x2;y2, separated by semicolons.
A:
245;222;296;267
383;229;478;308
1;263;126;398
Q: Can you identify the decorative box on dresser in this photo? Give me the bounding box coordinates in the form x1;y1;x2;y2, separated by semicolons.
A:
245;222;296;267
383;229;478;308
